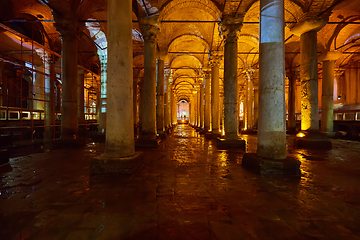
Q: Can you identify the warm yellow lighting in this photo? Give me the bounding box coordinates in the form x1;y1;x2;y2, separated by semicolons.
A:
296;132;306;138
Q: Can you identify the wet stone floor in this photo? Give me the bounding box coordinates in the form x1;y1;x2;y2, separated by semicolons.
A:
1;124;360;240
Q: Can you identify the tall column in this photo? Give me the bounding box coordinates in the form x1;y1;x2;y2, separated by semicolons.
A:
199;80;205;130
172;90;177;125
98;54;107;133
242;0;300;175
77;69;85;136
34;65;45;110
218;16;245;149
44;55;55;142
133;79;138;130
211;55;221;136
319;51;343;135
245;70;254;131
164;72;171;131
139;16;159;145
138;80;144;130
291;17;331;149
253;86;259;128
204;70;211;132
54;18;80;141
156;58;166;138
105;0;134;157
287;70;297;133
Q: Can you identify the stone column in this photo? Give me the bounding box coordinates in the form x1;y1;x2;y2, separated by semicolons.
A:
133;78;138;132
287;70;297;133
138;16;159;146
156;58;166;138
217;16;245;149
34;65;45;110
203;70;211;132
197;84;201;128
242;0;300;175
54;18;81;141
253;86;259;129
104;0;134;158
210;55;221;136
319;51;343;135
98;54;107;133
245;70;254;131
77;68;85;136
171;89;177;125
199;80;204;130
164;72;171;132
45;55;55;142
291;17;331;149
138;80;144;130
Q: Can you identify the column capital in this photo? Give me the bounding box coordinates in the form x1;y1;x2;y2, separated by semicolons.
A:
318;51;343;62
220;15;244;43
210;53;222;67
203;69;211;79
53;17;82;40
139;16;159;42
290;16;328;36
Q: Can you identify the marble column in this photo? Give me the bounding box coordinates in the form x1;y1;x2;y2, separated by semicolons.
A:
138;80;144;130
139;16;159;143
104;0;134;157
156;59;166;137
218;16;245;148
245;71;254;130
54;18;80;141
253;86;259;129
242;0;300;175
197;85;201;128
133;78;138;131
291;17;331;149
319;51;343;135
204;70;211;132
199;80;205;130
287;70;297;132
164;72;171;131
211;55;221;136
77;69;85;136
44;55;55;142
98;54;107;133
34;65;45;110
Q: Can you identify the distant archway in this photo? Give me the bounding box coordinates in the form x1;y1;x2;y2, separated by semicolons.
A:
177;99;189;123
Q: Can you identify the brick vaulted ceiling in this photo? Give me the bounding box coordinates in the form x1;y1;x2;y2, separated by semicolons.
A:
1;0;359;101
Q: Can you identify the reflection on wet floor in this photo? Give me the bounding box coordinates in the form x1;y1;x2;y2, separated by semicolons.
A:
1;124;360;239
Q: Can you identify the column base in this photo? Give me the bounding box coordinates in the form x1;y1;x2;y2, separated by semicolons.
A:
205;132;222;140
157;131;167;140
295;131;332;149
135;135;159;149
90;152;142;175
216;138;246;150
242;153;301;176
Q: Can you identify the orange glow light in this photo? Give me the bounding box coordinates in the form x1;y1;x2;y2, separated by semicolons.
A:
296;132;306;138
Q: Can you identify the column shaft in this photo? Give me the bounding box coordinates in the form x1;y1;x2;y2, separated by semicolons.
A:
257;0;286;159
211;63;220;132
105;0;134;157
204;75;211;131
288;73;297;131
77;69;85;135
300;30;319;131
34;66;45;110
156;59;165;133
61;34;78;140
98;55;107;133
223;35;239;140
45;56;55;141
321;60;334;132
164;77;170;129
133;80;138;128
200;82;205;129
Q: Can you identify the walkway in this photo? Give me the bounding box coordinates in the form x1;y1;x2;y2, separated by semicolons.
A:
1;124;360;239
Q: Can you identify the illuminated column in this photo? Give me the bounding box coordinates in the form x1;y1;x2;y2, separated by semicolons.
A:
220;16;244;143
54;18;80;141
245;70;254;130
211;55;221;135
172;90;177;125
44;55;55;141
204;70;211;132
156;58;165;137
98;54;107;133
164;72;171;131
77;69;85;136
197;84;201;128
138;80;144;130
199;80;205;130
319;51;343;134
242;0;300;175
291;17;331;148
105;0;134;157
139;16;159;141
34;65;45;110
254;86;259;128
287;70;297;132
